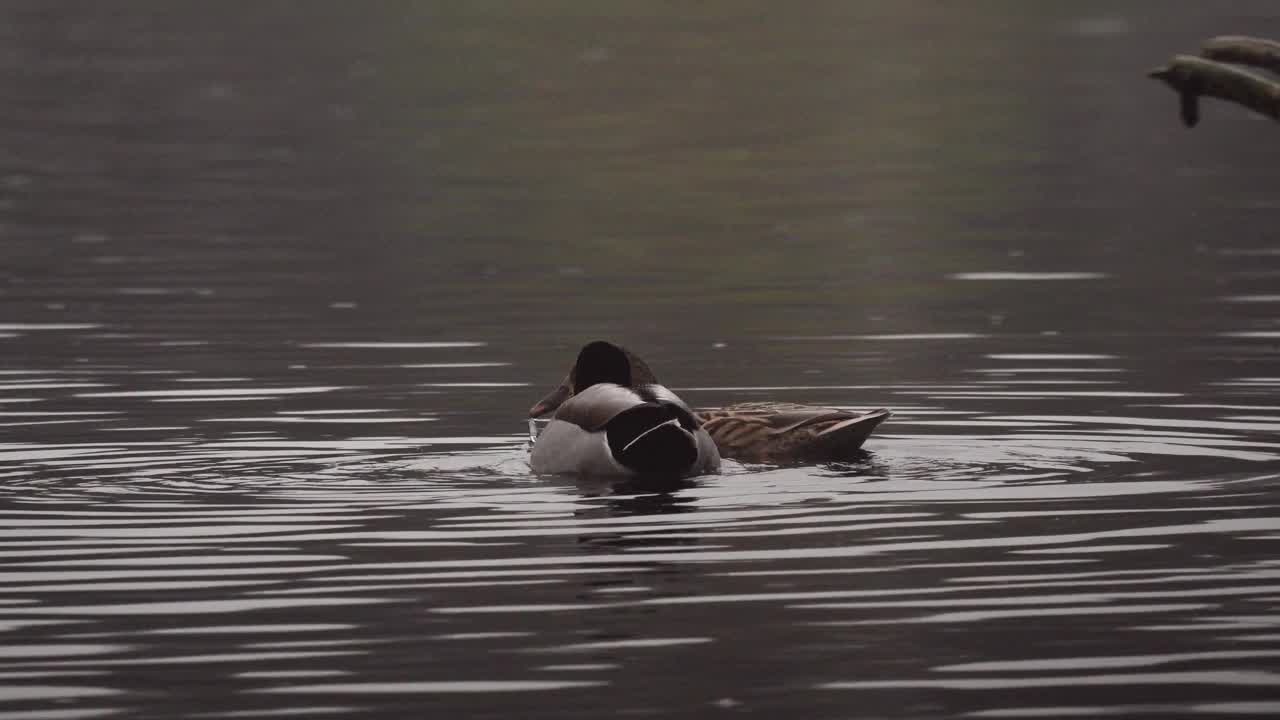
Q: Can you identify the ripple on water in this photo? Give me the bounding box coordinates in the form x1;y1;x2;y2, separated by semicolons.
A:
250;680;608;693
947;272;1108;280
1;335;1279;719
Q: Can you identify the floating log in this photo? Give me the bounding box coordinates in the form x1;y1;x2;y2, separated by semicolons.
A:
1148;54;1280;127
1200;35;1280;74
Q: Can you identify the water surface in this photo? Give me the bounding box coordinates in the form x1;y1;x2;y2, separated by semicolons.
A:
2;2;1280;718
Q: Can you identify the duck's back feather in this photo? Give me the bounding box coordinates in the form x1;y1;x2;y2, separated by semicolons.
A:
698;404;890;463
554;383;699;432
552;383;645;431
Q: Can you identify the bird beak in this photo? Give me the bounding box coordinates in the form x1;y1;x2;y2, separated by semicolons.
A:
529;383;572;418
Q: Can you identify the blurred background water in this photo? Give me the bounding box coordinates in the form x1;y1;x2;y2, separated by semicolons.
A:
2;2;1280;718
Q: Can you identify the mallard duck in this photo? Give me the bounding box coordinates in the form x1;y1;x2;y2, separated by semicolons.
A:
528;341;720;477
529;342;891;466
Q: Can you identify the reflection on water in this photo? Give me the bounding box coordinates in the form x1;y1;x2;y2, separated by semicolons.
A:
3;1;1280;718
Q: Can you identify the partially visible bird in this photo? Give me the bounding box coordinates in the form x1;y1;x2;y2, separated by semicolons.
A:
697;403;890;464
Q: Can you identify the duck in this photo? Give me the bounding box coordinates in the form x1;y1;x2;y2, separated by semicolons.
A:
529;341;891;467
527;341;720;477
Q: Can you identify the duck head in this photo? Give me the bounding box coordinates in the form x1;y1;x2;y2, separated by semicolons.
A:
528;340;658;418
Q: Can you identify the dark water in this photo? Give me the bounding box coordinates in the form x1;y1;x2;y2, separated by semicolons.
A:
3;2;1280;718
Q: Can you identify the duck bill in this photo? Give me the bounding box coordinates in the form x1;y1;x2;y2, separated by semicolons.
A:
529;383;572;418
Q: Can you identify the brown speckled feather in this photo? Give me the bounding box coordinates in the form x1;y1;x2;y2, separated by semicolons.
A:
697;403;890;463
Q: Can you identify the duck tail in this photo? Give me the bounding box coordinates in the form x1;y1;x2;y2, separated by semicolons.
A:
607;404;698;474
812;408;892;459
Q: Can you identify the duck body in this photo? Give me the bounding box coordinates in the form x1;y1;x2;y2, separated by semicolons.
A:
529;342;720;478
697;403;891;463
